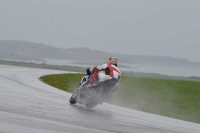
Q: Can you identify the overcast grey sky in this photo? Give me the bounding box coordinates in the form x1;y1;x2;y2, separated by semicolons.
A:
0;0;199;62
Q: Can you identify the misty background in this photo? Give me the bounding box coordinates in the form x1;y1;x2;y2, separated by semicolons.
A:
0;0;200;77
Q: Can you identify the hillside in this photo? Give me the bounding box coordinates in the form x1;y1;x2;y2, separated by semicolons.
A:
0;40;199;67
0;40;113;63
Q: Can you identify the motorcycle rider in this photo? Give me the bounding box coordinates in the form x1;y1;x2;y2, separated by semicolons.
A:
86;57;121;89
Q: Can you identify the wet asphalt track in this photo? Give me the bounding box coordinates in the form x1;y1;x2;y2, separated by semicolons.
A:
0;65;200;133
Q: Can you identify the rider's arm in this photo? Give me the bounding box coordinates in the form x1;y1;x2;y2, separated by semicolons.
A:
90;64;107;73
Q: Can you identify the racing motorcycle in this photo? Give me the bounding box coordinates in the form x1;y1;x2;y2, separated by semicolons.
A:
69;70;120;108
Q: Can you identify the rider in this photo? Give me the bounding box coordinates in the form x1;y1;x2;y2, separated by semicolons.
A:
86;57;121;89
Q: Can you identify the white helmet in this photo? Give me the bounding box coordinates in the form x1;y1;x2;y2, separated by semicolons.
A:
107;57;118;67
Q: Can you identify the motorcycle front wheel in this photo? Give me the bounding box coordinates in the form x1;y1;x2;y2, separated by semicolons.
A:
69;89;80;104
69;82;88;104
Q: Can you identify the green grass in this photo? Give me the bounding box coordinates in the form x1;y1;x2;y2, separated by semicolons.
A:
41;73;200;124
41;73;85;92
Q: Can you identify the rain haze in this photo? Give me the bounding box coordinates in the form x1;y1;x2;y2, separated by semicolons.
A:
1;1;200;132
0;0;200;62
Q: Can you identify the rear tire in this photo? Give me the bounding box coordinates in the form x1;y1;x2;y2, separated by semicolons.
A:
85;98;99;108
85;87;104;108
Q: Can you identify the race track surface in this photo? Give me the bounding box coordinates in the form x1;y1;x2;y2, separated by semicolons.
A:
0;65;199;133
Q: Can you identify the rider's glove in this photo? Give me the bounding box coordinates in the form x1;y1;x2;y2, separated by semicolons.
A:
86;67;95;75
86;68;91;75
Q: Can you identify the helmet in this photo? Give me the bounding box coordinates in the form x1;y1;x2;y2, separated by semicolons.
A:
107;57;118;67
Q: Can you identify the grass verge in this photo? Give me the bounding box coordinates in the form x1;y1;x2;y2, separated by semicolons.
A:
41;73;200;124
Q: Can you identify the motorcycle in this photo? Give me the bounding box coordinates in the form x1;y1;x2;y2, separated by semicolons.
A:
69;70;120;108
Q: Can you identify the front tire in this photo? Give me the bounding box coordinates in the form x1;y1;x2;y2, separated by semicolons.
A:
69;82;88;104
69;89;80;104
69;96;77;104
